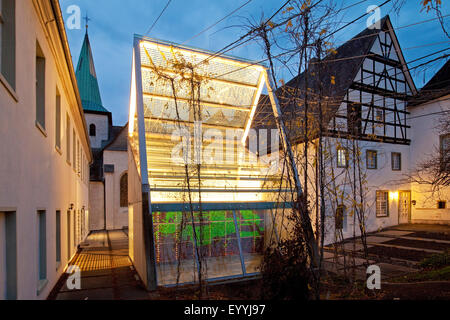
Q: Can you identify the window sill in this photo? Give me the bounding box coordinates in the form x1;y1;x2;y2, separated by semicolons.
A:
0;73;18;102
35;121;47;138
37;279;48;296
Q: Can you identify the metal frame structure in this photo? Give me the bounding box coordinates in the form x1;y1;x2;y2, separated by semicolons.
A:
128;35;301;290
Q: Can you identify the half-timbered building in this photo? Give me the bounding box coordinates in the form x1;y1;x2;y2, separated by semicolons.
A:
254;16;425;244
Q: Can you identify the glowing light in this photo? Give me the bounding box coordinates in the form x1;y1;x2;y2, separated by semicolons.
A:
128;51;137;137
390;191;399;201
242;73;266;144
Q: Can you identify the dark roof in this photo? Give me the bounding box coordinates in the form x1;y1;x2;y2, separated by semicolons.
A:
252;16;390;138
89;124;127;181
75;32;109;113
409;59;450;107
104;124;128;152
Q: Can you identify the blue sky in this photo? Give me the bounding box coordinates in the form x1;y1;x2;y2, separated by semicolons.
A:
60;0;449;126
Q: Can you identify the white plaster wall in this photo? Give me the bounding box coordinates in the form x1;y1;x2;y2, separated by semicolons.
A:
0;1;90;299
104;150;129;230
293;138;411;246
85;113;109;149
89;181;105;231
410;96;450;224
128;144;146;285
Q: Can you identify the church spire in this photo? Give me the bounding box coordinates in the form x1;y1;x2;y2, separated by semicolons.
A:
84;13;90;33
75;27;108;113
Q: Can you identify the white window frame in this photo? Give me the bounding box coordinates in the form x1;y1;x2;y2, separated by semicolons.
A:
337;147;348;168
376;191;389;217
391;152;401;171
367;150;378;170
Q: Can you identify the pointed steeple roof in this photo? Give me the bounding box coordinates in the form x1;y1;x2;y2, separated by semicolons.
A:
75;31;109;113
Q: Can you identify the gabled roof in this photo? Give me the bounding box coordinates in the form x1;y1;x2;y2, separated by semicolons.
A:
104;124;128;152
75;31;109;114
409;59;450;107
253;16;415;138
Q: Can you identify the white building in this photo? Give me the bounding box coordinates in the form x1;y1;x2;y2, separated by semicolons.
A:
0;0;92;299
74;29;129;231
409;60;450;224
255;16;449;245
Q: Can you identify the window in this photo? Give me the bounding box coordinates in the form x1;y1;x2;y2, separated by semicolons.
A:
55;211;61;266
89;124;96;137
73;130;76;171
77;139;80;175
36;42;46;131
375;110;383;122
335;205;346;230
438;201;447;209
1;211;17;300
67;210;71;261
0;0;16;89
367;150;377;169
376;191;389;217
347;103;362;136
66;115;71;164
337;148;348;168
440;134;450;172
37;211;47;285
55;90;61;150
120;173;128;208
392;152;401;171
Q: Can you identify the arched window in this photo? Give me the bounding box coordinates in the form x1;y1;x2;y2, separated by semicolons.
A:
120;173;128;208
89;124;96;137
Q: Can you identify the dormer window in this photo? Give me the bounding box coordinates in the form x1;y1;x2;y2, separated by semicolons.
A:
89;123;96;137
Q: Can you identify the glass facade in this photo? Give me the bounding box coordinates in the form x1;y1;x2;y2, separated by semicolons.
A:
129;36;290;286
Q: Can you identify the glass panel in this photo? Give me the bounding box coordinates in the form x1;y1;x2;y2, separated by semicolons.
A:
154;210;245;285
238;210;266;274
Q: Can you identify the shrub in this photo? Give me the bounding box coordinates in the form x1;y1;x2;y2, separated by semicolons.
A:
419;250;450;270
259;239;311;300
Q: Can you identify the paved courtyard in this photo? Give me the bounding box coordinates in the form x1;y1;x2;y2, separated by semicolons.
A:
48;230;150;300
323;224;450;281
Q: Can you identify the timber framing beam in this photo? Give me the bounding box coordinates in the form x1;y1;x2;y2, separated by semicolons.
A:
142;92;252;112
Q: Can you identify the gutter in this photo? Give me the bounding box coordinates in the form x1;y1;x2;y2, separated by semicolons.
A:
49;0;93;164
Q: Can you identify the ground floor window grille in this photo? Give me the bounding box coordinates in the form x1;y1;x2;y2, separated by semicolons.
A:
376;191;389;217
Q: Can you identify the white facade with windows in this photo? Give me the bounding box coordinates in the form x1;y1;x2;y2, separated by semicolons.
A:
410;94;450;224
0;0;92;300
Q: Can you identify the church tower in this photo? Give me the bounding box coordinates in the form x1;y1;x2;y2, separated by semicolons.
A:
75;26;129;232
75;29;112;150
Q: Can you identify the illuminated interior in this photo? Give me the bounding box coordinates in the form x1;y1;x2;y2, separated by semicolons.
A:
129;35;289;286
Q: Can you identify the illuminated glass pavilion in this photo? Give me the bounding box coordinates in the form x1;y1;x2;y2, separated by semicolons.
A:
128;35;294;289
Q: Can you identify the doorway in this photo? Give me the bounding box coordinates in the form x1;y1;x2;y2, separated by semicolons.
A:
399;191;411;224
67;210;71;262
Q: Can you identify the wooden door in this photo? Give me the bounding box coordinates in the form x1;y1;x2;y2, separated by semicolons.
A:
399;191;411;224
